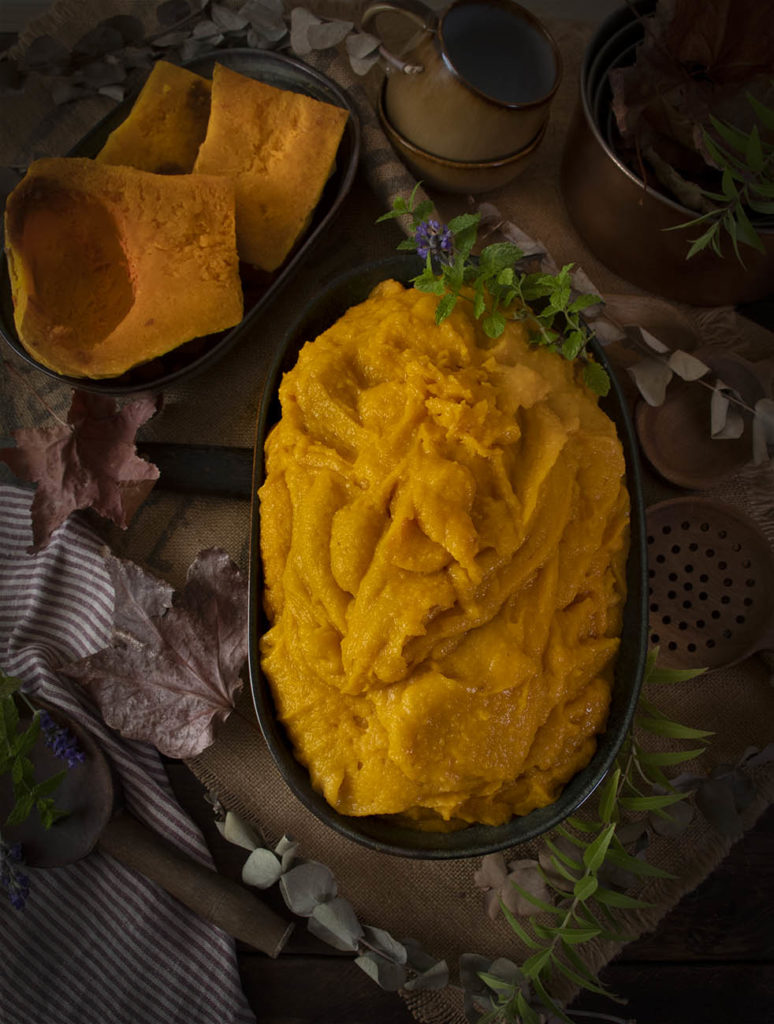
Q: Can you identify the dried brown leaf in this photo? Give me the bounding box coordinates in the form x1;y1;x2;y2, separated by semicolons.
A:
60;548;247;758
0;390;160;552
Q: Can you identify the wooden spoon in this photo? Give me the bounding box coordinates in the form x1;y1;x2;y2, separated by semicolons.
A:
0;704;292;957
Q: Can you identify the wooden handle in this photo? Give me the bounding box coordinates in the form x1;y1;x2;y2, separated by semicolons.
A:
98;811;293;958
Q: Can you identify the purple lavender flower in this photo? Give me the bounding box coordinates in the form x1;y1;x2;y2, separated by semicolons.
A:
39;710;85;769
0;839;30;910
415;219;453;264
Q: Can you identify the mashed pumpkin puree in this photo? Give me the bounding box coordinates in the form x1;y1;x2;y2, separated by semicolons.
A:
259;280;629;829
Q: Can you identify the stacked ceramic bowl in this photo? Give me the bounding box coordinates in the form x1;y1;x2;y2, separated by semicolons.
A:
367;0;561;193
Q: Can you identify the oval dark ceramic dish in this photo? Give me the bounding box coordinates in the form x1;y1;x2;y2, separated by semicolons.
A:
0;48;360;396
248;255;648;858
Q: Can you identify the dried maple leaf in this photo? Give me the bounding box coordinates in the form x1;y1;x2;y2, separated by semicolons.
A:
0;389;160;552
61;548;247;759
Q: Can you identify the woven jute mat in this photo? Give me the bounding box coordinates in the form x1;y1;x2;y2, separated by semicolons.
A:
2;4;773;1022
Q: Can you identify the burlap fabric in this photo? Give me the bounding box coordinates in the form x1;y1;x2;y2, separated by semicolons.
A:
2;3;773;1022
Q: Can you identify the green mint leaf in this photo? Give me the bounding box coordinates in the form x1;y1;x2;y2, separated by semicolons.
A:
435;292;458;323
446;212;481;235
33;769;68;798
2;693;19;741
412;199;435;223
582;361;611;396
5;790;35;826
482;310;506;339
567;292;601;313
561;331;585;360
479;242;523;275
396;237;417;251
0;670;23;699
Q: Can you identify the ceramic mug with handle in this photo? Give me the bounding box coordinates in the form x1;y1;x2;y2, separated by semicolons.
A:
362;0;561;162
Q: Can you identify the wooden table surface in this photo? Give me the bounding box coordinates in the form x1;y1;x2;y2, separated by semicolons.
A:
167;760;774;1024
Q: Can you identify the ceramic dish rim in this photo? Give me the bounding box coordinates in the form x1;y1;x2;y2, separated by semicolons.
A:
0;47;361;396
247;253;649;859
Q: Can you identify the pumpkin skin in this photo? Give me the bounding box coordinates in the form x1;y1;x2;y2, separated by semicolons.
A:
4;157;243;380
193;63;349;273
95;60;212;175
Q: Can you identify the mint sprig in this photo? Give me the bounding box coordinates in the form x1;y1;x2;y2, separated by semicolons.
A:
379;186;610;397
1;670;71;833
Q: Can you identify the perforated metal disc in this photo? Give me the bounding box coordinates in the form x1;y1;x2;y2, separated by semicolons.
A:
646;497;774;670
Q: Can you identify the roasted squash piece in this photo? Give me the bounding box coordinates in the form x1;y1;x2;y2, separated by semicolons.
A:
193;63;349;272
95;60;212;174
4;157;243;379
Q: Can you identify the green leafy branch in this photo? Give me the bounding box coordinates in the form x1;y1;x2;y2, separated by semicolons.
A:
378;187;610;397
670;92;774;263
1;669;69;830
467;650;711;1024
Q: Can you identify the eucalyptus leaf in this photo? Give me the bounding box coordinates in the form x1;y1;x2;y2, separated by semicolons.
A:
667;350;710;381
0;59;24;93
308;19;354;50
741;742;774;768
280;860;337;917
248;861;296;900
21;35;70;73
157;0;194;27
289;7;320;54
308;896;363;951
274;834;299;870
346;31;380;60
362;925;407;965
404;957;449;991
81;60;127;88
223;809;261;851
627;357;673;406
211;3;249;31
355;951;407;991
192;19;223;39
73;25;125;57
649;795;695;836
637;327;670;354
241;847;283;888
459;952;494;994
711;384;745;438
695;776;743;836
51;81;91;105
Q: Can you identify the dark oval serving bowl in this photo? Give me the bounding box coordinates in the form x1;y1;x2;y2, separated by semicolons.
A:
248;255;648;859
0;48;360;396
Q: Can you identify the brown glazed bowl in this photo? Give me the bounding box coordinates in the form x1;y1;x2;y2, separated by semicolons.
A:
560;1;774;306
378;84;547;194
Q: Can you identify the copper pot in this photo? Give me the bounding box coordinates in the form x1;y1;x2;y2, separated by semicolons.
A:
560;2;774;306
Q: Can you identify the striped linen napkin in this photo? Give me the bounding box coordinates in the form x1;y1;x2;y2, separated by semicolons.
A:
0;483;255;1024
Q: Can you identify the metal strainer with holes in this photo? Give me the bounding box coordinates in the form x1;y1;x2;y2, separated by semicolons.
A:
646;497;774;670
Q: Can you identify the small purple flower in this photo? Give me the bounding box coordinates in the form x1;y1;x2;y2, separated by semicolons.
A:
39;710;85;769
0;839;30;910
415;219;453;263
